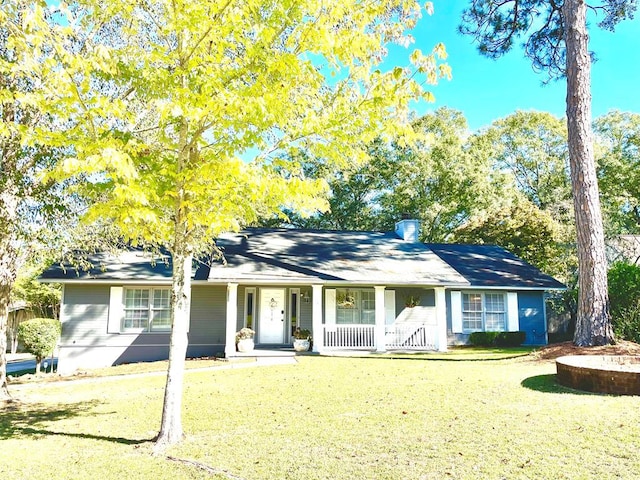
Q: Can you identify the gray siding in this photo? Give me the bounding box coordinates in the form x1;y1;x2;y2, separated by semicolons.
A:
61;284;112;346
238;286;248;332
190;285;226;346
59;284;227;373
299;292;312;331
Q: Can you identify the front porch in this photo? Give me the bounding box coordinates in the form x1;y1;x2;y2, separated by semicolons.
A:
224;283;449;356
319;321;441;351
227;346;304;360
225;344;439;360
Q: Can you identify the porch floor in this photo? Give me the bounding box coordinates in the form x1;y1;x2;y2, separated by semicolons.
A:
227;345;317;360
226;346;441;361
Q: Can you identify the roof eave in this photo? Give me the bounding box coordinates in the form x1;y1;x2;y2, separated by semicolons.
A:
460;284;566;291
41;278;210;285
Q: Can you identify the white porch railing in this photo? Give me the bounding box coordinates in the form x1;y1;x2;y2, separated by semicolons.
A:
320;322;439;351
323;324;375;349
385;322;438;350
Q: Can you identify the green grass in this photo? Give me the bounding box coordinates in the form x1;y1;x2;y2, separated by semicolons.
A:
2;354;640;479
7;357;225;384
375;345;536;361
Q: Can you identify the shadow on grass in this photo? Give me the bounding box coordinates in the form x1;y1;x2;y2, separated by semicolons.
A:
324;352;533;362
0;400;152;445
521;374;593;395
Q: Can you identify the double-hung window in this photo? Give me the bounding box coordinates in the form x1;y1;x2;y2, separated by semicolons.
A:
123;287;171;332
336;289;375;324
360;290;375;324
462;292;506;332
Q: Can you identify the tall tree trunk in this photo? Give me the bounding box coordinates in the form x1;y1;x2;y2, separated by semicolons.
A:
564;0;614;346
9;313;18;355
0;284;11;400
0;263;16;398
0;185;18;400
11;323;18;355
154;245;193;450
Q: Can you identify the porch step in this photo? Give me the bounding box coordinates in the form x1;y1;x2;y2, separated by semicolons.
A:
227;347;313;361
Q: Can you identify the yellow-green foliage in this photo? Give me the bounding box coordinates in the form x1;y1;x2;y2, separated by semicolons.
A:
41;0;450;252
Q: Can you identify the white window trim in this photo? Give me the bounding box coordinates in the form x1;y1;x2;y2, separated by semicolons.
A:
384;290;396;325
122;286;171;333
507;292;519;331
335;288;376;325
325;289;336;331
108;286;123;334
461;291;507;334
451;291;463;333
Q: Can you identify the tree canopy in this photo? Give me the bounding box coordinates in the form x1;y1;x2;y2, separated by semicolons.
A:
0;0;93;399
459;0;636;80
286;107;506;241
595;110;640;234
459;0;636;346
44;0;450;448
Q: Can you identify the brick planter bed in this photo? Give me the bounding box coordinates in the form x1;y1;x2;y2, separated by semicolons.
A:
556;355;640;395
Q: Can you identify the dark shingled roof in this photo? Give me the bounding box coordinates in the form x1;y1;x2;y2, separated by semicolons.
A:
39;250;210;282
209;228;468;286
40;229;564;290
426;243;565;289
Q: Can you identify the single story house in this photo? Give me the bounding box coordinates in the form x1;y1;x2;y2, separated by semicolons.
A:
40;220;564;374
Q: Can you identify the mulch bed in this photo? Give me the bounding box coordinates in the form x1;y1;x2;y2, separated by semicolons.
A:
533;340;640;360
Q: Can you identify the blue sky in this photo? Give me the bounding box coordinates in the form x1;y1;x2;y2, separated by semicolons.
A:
391;3;640;131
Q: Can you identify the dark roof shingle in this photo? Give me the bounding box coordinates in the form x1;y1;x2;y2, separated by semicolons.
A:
426;243;565;289
39;250;210;282
40;229;564;290
209;228;468;285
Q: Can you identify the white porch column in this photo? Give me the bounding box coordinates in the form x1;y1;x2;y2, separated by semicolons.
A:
312;284;324;353
435;287;448;352
225;283;239;357
374;286;387;353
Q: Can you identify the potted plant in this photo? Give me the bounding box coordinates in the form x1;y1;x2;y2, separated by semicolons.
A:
336;291;356;308
236;327;255;352
405;295;420;308
292;328;312;352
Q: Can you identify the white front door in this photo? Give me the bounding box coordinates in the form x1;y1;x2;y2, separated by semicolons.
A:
259;288;286;343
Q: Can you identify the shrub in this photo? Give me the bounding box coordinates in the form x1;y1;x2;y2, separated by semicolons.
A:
608;262;640;342
17;318;61;374
469;332;500;346
612;301;640;344
608;262;640;319
469;331;526;347
495;331;526;347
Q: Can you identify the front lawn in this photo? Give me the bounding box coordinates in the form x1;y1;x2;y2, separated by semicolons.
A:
2;355;639;479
